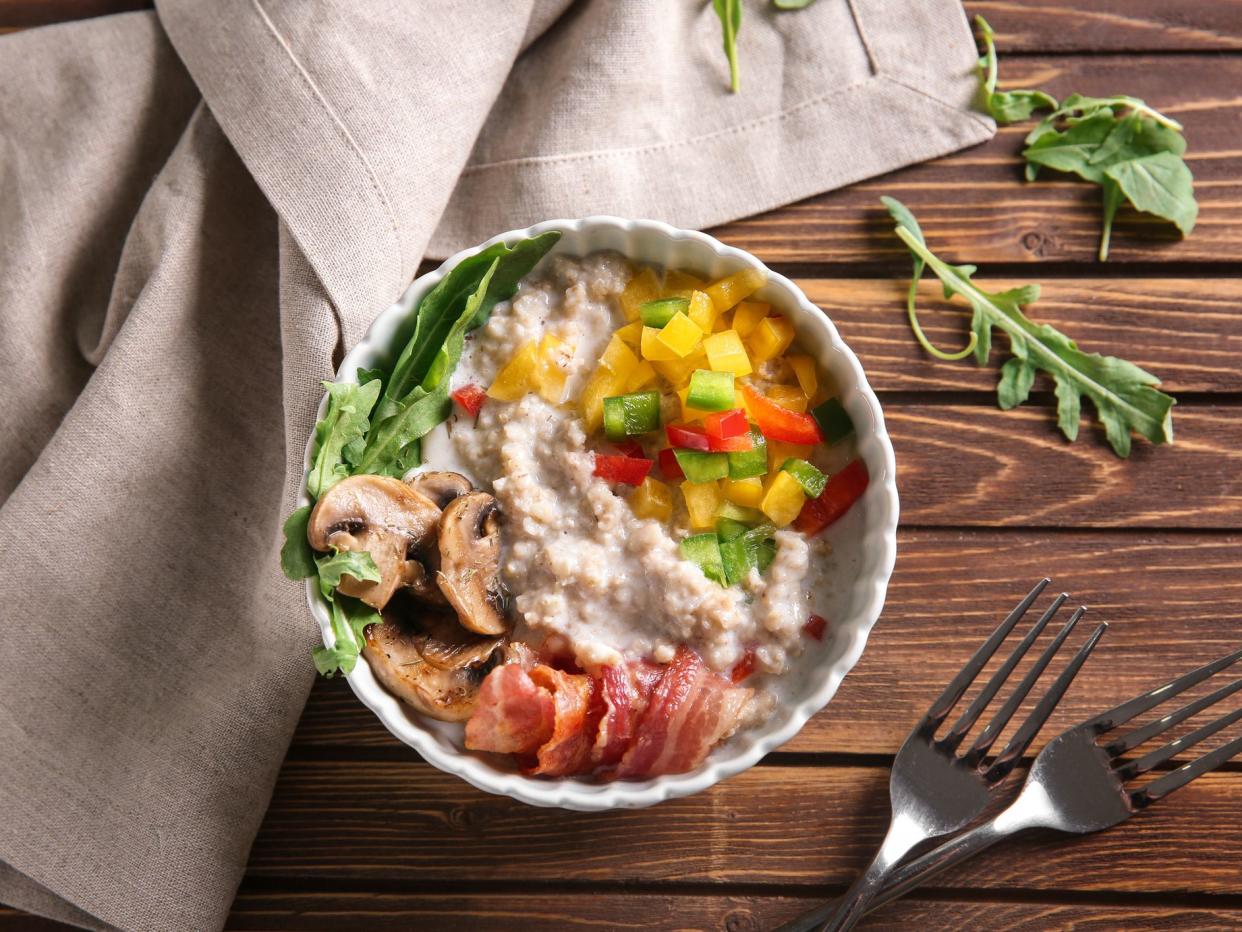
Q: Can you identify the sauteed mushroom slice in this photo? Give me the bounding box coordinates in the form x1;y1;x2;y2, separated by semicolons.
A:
410;611;504;671
306;474;441;610
437;491;509;636
361;612;501;721
406;470;473;509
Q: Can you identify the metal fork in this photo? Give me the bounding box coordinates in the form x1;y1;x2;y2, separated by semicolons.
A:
782;645;1242;931
815;579;1107;931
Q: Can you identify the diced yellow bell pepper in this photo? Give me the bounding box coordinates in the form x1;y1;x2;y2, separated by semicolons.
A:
631;477;673;522
723;477;764;509
600;334;639;380
767;440;815;474
732;301;769;338
682;480;722;529
580;365;625;433
760;470;807;527
619;267;661;321
748;316;796;364
487;341;539;402
686;291;717;332
534;333;573;403
787;354;818;398
767;384;808;413
703;329;753;377
623;360;657;392
706;267;766;312
676;387;713;423
614;321;643;346
651;350;706;390
641;326;682;362
663;269;706;298
656;312;704;358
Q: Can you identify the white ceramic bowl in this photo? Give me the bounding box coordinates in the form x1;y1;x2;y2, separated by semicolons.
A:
302;217;899;810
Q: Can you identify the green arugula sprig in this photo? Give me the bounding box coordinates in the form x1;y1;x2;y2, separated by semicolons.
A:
883;197;1175;457
974;16;1057;124
280;232;561;676
712;0;742;94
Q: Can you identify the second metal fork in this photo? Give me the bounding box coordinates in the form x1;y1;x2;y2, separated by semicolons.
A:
818;579;1106;930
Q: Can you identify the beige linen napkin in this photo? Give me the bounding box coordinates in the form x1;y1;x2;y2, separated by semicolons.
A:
0;2;990;929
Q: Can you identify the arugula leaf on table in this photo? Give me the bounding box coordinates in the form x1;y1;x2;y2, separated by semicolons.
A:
280;506;317;580
312;594;381;677
712;0;742;94
774;0;817;8
974;16;1057;124
1021;94;1196;260
305;378;382;499
382;231;561;409
882;197;1175;457
355;259;500;477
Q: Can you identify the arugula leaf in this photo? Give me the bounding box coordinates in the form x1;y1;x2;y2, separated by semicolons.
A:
355;259;499;476
884;198;1175;457
974;16;1057;124
312;595;381;677
712;0;742;94
315;549;381;593
1021;94;1195;260
774;0;817;8
280;506;316;580
383;231;560;406
306;378;382;499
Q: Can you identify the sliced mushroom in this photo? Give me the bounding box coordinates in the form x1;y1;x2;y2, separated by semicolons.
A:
409;610;504;671
405;470;473;509
437;491;509;636
307;475;442;610
361;611;501;721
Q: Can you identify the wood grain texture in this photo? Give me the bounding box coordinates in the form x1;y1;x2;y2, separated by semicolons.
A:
964;0;1242;52
245;759;1242;896
292;528;1242;754
0;0;148;28
713;57;1242;266
801;277;1242;395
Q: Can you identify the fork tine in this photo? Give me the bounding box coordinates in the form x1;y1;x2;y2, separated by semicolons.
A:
1115;702;1242;781
983;620;1109;781
922;578;1050;728
1083;647;1242;734
1132;731;1242;808
964;607;1087;764
1105;676;1242;758
940;593;1069;750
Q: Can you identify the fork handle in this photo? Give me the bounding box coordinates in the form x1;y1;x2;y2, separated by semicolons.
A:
816;815;927;931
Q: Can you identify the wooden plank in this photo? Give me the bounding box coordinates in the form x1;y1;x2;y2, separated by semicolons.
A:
245;758;1242;896
964;1;1242;52
801;277;1242;395
712;57;1242;265
293;528;1242;754
215;892;1242;931
0;0;149;28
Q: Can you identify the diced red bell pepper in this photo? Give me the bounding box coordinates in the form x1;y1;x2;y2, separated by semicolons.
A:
741;383;823;445
613;439;645;459
451;383;487;417
731;648;757;684
708;432;754;453
803;614;828;641
793;459;869;536
658;447;684;480
704;408;749;441
593;453;653;486
666;423;711;451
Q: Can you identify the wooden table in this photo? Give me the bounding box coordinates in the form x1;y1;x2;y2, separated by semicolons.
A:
5;2;1242;929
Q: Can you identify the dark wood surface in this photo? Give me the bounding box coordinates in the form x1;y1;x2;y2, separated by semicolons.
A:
5;2;1242;930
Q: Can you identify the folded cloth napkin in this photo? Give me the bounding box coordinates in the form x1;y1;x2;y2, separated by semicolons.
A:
0;2;990;928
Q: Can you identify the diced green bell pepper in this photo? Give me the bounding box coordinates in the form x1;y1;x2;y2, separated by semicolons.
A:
717;501;765;525
639;297;690;328
681;532;726;586
673;449;729;482
686;369;735;412
720;524;778;585
726;426;768;479
716;516;750;542
780;457;828;497
812;397;854;444
603;390;661;440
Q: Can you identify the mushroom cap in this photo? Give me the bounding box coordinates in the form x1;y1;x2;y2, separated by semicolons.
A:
361;609;501;721
405;471;474;510
307;475;442;610
436;491;509;636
